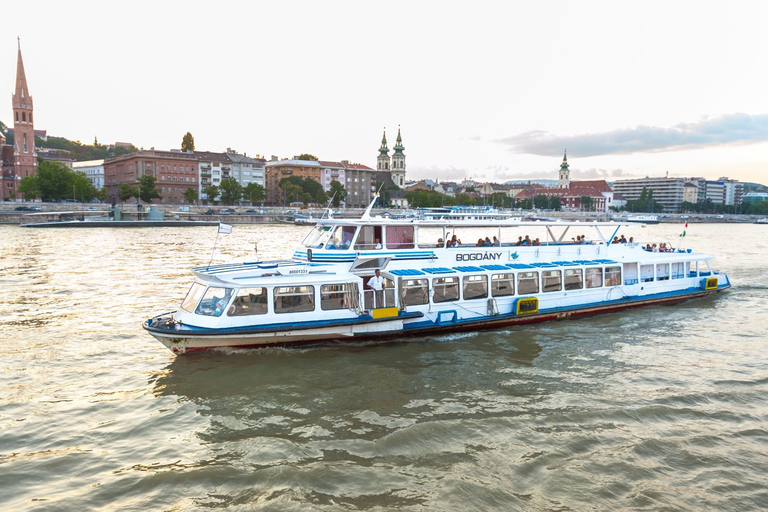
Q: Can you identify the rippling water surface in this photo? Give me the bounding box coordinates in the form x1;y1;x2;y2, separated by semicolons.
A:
1;223;767;510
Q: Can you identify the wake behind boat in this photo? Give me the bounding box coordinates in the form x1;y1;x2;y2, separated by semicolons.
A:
144;198;730;355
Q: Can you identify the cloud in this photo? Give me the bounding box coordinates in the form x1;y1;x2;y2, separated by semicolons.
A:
497;113;768;157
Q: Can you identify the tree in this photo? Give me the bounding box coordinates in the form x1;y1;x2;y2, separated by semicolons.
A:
203;185;219;204
183;187;198;205
278;176;327;204
181;132;195;152
18;175;40;200
580;196;594;211
328;180;347;207
243;182;265;204
138;174;162;204
219;177;243;205
296;153;318;161
120;183;140;204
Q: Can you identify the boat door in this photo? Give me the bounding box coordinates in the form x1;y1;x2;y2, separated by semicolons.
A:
350;257;397;310
623;262;638;285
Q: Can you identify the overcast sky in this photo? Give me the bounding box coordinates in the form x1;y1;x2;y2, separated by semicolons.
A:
3;1;767;184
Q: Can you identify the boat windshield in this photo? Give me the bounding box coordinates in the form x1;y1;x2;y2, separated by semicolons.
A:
193;286;235;317
303;224;357;250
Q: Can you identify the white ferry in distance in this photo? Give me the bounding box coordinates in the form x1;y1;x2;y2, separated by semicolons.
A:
143;197;731;355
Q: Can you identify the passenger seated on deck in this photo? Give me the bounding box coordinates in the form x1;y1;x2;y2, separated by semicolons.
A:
619;234;627;243
493;236;500;246
374;238;382;249
522;235;531;246
476;238;485;247
485;237;492;246
533;238;541;246
437;237;444;247
515;236;523;246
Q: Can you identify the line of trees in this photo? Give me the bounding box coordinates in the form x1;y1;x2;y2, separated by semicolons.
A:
18;160;102;202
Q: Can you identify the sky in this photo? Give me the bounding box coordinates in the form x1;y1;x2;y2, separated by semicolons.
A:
2;1;767;184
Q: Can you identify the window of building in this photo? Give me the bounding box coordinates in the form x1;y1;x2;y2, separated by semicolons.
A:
586;267;602;288
564;269;583;290
518;271;539;295
433;277;459;303
463;275;488;300
400;278;428;306
274;286;315;313
22;112;26;122
542;270;562;292
491;273;514;296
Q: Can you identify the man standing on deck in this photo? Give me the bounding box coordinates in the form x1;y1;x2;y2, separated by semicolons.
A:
367;269;386;308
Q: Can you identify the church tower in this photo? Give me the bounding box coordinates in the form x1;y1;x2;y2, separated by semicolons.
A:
558;150;570;188
390;127;406;188
12;38;36;179
376;129;390;172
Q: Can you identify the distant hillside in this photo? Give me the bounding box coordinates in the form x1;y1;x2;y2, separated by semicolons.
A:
1;119;137;161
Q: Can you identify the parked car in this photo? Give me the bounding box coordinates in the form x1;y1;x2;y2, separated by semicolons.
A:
14;206;31;211
218;208;236;215
29;206;42;211
203;209;215;215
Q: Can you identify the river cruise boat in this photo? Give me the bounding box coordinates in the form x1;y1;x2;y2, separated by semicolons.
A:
144;201;730;355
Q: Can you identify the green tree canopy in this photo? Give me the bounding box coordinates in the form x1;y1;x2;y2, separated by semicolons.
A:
181;132;195;152
243;182;265;204
219;177;243;205
296;153;318;161
278;176;326;205
580;196;594;211
203;185;219;204
328;180;347;207
183;187;198;205
18;160;97;202
138;175;162;204
120;183;139;203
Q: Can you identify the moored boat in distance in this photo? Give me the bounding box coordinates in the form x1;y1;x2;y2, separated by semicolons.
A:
625;215;659;224
144;197;730;355
755;218;768;224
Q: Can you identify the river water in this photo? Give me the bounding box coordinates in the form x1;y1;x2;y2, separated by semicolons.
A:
1;222;766;511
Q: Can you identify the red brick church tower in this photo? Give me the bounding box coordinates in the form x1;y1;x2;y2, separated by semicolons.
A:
12;38;36;179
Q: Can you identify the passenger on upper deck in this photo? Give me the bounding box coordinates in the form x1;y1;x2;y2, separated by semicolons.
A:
493;236;500;246
522;235;531;246
485;237;492;247
515;236;523;246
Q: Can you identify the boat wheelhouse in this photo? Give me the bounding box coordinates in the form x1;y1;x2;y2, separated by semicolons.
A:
144;206;730;355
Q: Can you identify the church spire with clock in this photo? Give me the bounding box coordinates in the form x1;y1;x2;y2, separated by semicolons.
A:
558;149;570;188
12;38;37;179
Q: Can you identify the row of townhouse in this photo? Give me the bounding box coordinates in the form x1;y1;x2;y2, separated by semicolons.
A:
103;149;266;204
611;176;744;212
264;159;377;208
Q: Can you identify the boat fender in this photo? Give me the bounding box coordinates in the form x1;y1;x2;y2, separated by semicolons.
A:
307;249;313;261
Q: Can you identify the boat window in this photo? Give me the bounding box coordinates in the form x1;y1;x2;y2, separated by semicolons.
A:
274;286;315;314
417;226;446;248
585;267;603;288
325;225;356;250
303;225;330;248
463;275;488;300
491;273;515;297
564;269;583;290
640;264;654;282
180;282;206;313
433;277;459;303
542;270;562;293
230;287;268;316
518;271;539;295
386;225;414;249
400;278;429;306
355;225;383;250
605;266;622;286
195;286;234;317
697;260;711;276
671;262;685;279
686;261;695;277
321;284;348;310
656;263;670;281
